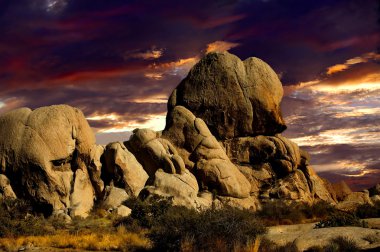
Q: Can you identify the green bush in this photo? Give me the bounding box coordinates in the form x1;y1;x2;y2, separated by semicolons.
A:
117;195;173;229
355;201;380;218
258;200;336;225
150;206;267;251
315;212;366;229
119;196;267;251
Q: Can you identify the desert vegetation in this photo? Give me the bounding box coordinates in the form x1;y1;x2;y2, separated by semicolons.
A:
0;197;379;251
0;199;150;251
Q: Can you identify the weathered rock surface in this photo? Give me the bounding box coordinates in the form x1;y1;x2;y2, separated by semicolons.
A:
125;129;185;176
223;136;301;177
102;186;129;209
223;136;334;204
88;145;105;197
294;227;380;251
333;181;353;201
265;221;380;251
0;52;341;215
141;169;211;209
163;106;251;198
168;51;286;140
336;191;373;211
103;142;148;196
0;105;96;217
0;174;16;199
115;205;132;217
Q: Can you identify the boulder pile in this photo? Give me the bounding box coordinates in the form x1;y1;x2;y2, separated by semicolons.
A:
0;52;375;218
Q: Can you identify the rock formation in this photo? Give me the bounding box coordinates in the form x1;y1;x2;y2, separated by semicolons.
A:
0;51;373;217
0;105;96;217
168;52;286;139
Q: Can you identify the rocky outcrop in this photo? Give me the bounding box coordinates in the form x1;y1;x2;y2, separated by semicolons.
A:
102;185;129;209
336;191;373;212
333;181;353;201
0;52;340;215
168;51;286;140
162;106;251;198
222;136;334;204
103;142;148;196
0;105;96;217
141;169;212;209
266;223;380;251
125;129;185;176
369;183;380;197
0;174;16;199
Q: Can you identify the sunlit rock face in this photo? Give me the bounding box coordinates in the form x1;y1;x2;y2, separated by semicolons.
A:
165;52;336;206
168;51;286;140
0;52;349;215
0;105;96;217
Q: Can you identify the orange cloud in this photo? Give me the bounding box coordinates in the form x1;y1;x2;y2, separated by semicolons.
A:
125;47;164;60
327;64;348;75
326;52;380;75
206;41;240;53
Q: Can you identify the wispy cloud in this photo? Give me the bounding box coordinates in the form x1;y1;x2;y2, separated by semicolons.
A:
327;52;380;75
126;47;164;60
206;40;240;53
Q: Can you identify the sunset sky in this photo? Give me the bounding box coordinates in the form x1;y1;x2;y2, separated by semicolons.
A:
0;0;379;190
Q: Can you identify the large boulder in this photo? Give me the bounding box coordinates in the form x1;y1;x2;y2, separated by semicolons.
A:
266;224;380;251
0;174;16;199
125;129;186;177
163;106;251;198
294;227;380;251
103;142;148;197
0;105;96;217
369;183;380;196
223;136;301;177
141;169;211;209
88;145;105;197
336;191;373;212
332;181;353;201
102;185;130;209
168;51;286;140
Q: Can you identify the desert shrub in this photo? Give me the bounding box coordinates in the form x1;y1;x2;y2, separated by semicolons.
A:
119;195;173;229
315;211;367;228
324;236;359;252
307;201;337;219
258;200;335;225
258;201;304;225
355;201;380;218
0;199;54;237
119;197;267;251
149;206;267;251
259;238;299;252
363;233;380;244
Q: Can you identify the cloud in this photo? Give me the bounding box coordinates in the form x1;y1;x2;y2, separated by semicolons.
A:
326;52;380;75
206;41;240;53
126;47;164;60
282;51;380;190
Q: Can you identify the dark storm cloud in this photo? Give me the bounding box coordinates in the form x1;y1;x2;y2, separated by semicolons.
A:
229;0;379;84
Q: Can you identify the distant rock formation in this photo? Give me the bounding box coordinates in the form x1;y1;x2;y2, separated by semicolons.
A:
0;52;376;218
333;181;353;201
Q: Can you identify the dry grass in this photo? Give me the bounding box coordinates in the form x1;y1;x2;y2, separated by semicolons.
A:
0;226;151;252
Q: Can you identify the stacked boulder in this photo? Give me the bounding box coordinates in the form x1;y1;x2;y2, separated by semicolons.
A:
165;52;335;206
0;52;352;218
